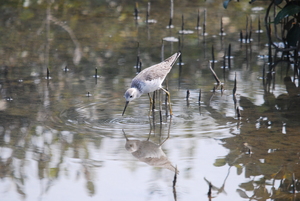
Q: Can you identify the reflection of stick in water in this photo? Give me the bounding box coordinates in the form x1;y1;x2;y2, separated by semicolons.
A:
48;14;82;65
173;165;178;201
204;167;230;198
123;128;178;174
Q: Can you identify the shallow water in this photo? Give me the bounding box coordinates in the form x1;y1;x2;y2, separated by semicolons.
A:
1;0;300;200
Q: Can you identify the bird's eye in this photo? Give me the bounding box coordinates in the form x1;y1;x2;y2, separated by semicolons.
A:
130;95;133;98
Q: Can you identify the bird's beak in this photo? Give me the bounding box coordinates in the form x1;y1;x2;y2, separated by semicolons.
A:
122;129;129;141
122;101;129;116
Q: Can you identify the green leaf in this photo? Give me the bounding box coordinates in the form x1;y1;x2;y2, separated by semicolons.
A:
86;181;95;196
286;24;300;47
235;164;243;175
239;181;254;191
274;4;300;24
213;158;226;167
223;0;231;9
49;168;59;178
236;189;249;199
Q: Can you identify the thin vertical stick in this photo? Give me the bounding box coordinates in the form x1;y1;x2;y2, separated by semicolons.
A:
196;8;200;29
268;17;272;69
178;37;181;51
203;9;206;35
233;72;237;105
228;44;231;69
245;16;248;43
236;107;241;119
161;39;164;61
136;42;140;73
186;90;190;99
181;14;184;31
138;60;142;73
240;30;243;43
211;45;215;69
146;2;150;23
168;0;174;28
258;16;261;31
152;91;156;110
159;90;162;123
172;165;178;201
173;166;178;187
47;68;50;79
46;3;50;78
165;88;169;116
249;16;252;43
220;17;224;35
223;49;226;82
134;2;139;20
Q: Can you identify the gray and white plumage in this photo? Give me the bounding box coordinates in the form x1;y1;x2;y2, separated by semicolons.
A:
122;52;181;115
124;133;179;174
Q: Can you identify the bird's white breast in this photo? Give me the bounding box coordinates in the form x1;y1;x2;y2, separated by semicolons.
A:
141;78;163;94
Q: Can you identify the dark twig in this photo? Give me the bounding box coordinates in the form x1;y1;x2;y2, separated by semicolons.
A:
240;30;243;43
212;45;215;62
228;44;231;69
167;0;174;28
198;89;201;104
46;68;50;79
203;9;207;35
152;91;156;110
138;61;142;73
161;39;164;61
181;14;184;32
172;166;178;201
186;90;190;99
209;63;221;84
220;17;225;36
258;16;261;32
233;72;237;103
223;49;226;81
173;166;177;187
195;8;201;30
134;2;139;20
236;106;241;119
207;181;212;198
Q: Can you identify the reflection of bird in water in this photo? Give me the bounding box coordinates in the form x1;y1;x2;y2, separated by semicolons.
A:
123;130;178;174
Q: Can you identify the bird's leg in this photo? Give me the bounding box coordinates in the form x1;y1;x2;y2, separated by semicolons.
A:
148;93;153;116
161;88;173;116
158;90;163;123
148;93;153;105
146;125;153;141
152;91;156;110
159;118;171;146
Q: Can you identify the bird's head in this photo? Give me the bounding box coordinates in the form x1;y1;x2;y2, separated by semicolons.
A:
124;88;140;102
122;88;140;116
125;140;141;152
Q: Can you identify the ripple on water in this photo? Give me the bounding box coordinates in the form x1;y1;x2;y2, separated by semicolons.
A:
56;102;157;133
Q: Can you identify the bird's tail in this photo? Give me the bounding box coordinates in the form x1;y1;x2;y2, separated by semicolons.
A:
164;52;181;67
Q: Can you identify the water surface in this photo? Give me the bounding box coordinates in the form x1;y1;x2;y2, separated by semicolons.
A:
0;0;299;200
